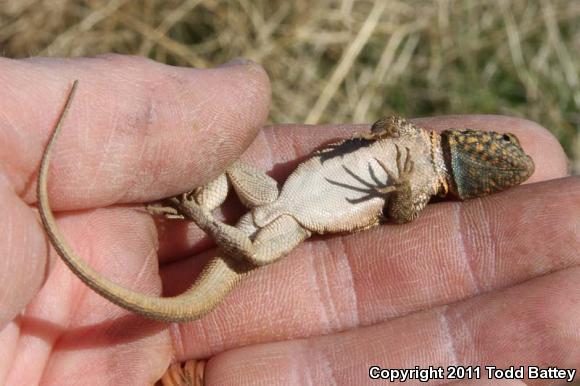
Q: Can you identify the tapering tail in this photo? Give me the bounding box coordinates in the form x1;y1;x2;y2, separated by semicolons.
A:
37;81;248;322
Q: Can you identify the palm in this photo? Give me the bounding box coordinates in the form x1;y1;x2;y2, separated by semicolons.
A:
0;56;577;385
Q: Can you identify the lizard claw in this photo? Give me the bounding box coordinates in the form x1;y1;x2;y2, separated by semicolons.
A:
373;145;414;196
148;191;209;221
146;202;185;220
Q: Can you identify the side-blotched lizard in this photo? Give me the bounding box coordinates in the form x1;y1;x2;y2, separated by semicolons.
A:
37;81;535;323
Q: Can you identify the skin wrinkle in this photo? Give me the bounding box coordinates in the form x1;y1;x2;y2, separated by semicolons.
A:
309;241;333;334
148;74;202;193
315;348;338;386
449;306;479;365
437;305;460;366
168;321;186;364
475;200;498;293
318;334;343;386
487;200;517;287
256;127;276;171
333;236;360;328
0;106;20;151
454;201;482;294
298;340;318;386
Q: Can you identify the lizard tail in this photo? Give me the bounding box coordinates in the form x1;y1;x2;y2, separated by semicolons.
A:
37;80;250;322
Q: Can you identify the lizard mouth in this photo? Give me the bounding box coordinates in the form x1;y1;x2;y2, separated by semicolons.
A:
444;144;535;200
499;154;535;181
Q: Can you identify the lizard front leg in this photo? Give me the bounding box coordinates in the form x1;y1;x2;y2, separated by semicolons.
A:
374;145;429;223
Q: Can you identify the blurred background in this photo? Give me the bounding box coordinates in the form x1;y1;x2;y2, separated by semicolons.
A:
1;0;578;172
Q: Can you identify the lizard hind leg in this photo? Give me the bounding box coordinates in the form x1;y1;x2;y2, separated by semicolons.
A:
169;172;307;267
226;162;280;208
146;172;230;219
248;214;311;266
175;192;309;266
158;161;286;267
374;145;428;224
148;158;278;221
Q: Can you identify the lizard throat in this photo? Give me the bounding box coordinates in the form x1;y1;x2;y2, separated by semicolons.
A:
430;131;451;197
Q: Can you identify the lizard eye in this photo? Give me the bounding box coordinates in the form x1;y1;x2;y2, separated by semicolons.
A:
502;134;511;142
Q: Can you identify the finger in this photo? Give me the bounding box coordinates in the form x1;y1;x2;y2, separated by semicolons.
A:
203;267;580;385
156;115;568;261
162;176;579;357
0;181;49;329
6;206;171;384
0;55;270;209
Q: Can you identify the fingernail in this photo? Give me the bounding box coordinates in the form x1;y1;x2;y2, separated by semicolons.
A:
217;58;253;68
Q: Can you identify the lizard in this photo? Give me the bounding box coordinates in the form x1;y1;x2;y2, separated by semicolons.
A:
37;81;535;323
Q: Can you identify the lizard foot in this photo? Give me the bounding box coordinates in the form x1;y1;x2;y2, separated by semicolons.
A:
374;144;414;195
167;193;262;266
147;190;206;220
146;202;185;220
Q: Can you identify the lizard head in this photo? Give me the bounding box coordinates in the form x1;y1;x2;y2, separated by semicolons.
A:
441;129;535;200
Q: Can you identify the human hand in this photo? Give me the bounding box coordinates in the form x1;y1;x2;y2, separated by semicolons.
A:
1;55;577;385
0;55;270;384
164;117;576;385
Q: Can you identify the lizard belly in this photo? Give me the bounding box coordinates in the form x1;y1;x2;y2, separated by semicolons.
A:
256;172;386;234
253;140;408;233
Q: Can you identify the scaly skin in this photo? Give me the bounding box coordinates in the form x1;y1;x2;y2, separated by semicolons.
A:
37;82;534;323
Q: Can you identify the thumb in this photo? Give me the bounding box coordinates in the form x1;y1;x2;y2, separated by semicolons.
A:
0;55;271;209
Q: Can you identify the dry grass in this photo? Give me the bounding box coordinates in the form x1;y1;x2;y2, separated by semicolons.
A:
1;0;578;171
